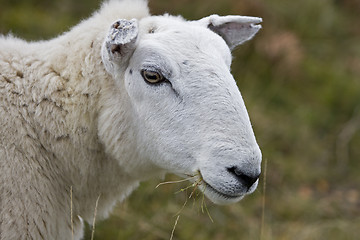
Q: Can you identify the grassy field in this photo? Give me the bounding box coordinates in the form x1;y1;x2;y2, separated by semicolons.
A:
1;0;360;239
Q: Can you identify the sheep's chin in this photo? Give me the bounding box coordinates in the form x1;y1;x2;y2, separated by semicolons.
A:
199;181;245;205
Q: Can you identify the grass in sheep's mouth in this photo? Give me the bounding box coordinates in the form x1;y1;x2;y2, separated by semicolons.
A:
155;171;214;239
155;174;198;189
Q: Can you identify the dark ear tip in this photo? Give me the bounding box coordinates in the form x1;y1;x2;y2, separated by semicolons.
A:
112;21;120;29
110;44;121;54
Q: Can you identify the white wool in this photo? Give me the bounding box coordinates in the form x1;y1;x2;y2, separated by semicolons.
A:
0;0;262;239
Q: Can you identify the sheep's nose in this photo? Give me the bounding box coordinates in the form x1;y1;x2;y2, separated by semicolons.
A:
227;166;260;191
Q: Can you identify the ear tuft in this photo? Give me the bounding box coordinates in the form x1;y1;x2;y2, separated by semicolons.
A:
198;15;262;50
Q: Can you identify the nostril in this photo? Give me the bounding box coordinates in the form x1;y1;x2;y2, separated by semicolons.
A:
227;167;260;190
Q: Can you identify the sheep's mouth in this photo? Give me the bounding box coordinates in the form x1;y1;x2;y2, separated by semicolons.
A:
202;180;243;199
196;171;244;204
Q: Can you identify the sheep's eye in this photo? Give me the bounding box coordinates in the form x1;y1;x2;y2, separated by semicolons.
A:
141;69;165;84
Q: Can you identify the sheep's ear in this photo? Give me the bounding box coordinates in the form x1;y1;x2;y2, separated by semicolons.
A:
197;15;262;50
102;19;138;71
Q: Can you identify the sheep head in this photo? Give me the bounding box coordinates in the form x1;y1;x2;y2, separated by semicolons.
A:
100;14;262;205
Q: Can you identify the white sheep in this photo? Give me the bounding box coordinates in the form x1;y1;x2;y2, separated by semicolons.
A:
0;0;262;239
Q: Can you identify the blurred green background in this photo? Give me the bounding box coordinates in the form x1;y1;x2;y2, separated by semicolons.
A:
1;0;360;239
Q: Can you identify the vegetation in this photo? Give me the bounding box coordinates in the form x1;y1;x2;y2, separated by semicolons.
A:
1;0;359;239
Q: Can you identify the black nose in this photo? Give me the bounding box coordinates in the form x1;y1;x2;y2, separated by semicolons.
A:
227;167;260;190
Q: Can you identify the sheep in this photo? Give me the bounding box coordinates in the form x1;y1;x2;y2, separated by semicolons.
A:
0;0;262;239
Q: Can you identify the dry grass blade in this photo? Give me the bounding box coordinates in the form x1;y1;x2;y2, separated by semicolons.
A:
200;184;214;223
260;158;268;240
156;172;214;238
70;186;74;240
175;179;202;195
91;194;101;240
170;215;180;240
155;175;196;189
174;180;200;216
174;193;189;217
